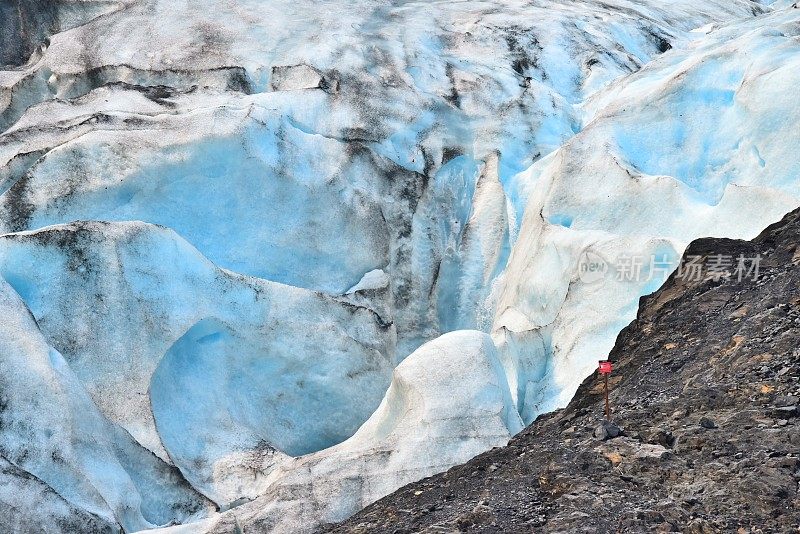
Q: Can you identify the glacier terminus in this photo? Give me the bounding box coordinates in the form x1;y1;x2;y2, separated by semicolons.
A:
0;0;799;532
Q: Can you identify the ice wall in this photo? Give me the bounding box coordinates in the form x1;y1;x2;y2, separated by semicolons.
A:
1;0;798;531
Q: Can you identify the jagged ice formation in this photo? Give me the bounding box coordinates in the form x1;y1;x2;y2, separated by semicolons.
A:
0;0;798;532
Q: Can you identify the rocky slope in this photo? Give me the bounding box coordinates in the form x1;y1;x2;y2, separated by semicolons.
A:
329;207;800;533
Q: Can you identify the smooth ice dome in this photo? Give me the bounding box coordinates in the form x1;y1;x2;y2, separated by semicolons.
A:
152;330;521;534
1;0;798;532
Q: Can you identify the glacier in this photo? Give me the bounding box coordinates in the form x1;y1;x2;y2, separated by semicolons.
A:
494;4;800;417
0;0;799;532
0;271;210;532
0;220;393;507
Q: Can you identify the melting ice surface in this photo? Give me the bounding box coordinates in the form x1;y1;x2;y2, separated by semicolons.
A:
0;0;799;532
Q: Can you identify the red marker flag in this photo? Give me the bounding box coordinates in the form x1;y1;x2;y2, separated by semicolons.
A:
598;360;612;419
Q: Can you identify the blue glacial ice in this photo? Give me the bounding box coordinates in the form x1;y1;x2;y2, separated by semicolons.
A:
1;0;799;532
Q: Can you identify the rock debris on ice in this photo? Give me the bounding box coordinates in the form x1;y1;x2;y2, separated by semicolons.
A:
0;0;798;532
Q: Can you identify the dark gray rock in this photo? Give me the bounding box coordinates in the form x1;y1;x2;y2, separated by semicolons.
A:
772;406;798;419
644;428;675;448
699;417;717;429
594;420;623;440
775;395;799;407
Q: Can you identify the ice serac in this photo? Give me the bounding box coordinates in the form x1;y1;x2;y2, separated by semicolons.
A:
492;5;800;419
0;221;394;506
0;274;210;532
152;330;522;534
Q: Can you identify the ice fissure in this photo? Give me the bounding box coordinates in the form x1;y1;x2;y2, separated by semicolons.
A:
1;0;798;532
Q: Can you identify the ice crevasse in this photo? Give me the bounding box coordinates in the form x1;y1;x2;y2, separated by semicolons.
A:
0;0;799;532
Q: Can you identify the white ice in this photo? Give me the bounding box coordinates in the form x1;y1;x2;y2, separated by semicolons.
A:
0;0;798;532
